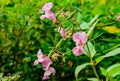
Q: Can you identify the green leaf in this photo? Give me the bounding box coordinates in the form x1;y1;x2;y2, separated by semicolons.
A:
84;41;96;58
66;9;77;20
95;48;120;64
75;63;90;78
0;73;3;78
102;26;120;34
76;12;83;24
87;20;99;37
0;0;11;5
88;15;99;26
87;78;98;81
99;66;107;76
80;22;89;30
76;12;82;23
102;47;120;58
107;63;120;77
95;57;103;64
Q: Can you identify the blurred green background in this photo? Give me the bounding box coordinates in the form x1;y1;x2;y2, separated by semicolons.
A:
0;0;120;81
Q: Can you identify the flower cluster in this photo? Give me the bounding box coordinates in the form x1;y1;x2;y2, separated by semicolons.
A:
34;49;55;80
72;32;88;56
36;2;88;80
40;2;57;24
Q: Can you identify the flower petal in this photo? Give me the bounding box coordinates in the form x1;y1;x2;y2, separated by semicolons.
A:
73;32;87;44
72;46;84;56
80;32;88;44
43;2;53;12
40;15;45;20
37;49;43;58
42;67;56;80
34;59;39;65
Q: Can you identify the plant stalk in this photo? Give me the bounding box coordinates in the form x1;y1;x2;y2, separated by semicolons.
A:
48;39;63;57
86;43;100;81
90;58;101;81
106;77;109;81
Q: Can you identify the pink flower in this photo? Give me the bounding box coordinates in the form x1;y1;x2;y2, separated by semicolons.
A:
40;10;56;23
40;2;57;23
40;58;52;70
72;46;84;56
44;11;56;22
43;2;53;13
34;49;52;70
73;32;87;44
117;15;120;21
59;28;66;38
42;67;56;80
34;49;56;80
72;32;88;56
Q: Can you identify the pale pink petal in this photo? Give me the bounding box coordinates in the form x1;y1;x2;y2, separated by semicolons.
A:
37;57;44;62
34;59;39;65
42;67;56;80
49;67;56;75
45;11;56;22
72;46;84;56
73;32;87;44
41;58;52;70
44;67;56;76
42;75;50;80
80;32;88;44
73;32;81;43
37;49;43;58
43;2;53;12
40;15;45;20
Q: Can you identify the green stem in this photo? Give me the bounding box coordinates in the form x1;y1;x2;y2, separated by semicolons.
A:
76;76;78;81
48;39;63;57
64;50;71;54
90;58;100;81
81;0;84;11
106;77;109;81
86;43;100;81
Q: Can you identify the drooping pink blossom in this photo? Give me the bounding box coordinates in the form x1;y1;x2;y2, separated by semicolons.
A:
34;49;56;80
40;57;52;70
73;32;87;44
59;28;67;38
117;15;120;21
34;49;52;70
40;2;57;23
42;67;56;80
72;46;84;56
40;11;56;21
43;2;53;13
